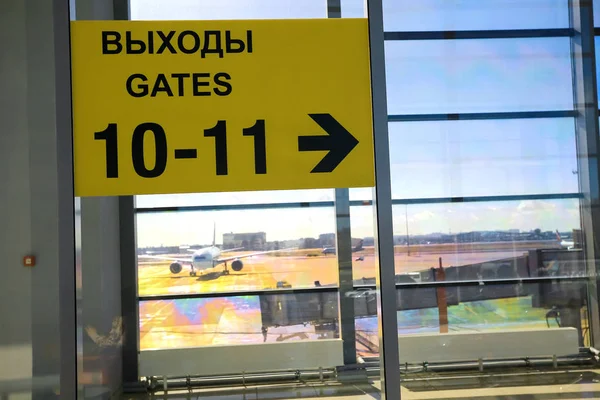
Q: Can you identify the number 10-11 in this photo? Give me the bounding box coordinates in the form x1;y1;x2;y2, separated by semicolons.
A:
93;120;267;178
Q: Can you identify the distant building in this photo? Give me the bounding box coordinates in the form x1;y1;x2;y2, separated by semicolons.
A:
222;232;267;250
301;237;321;249
319;233;336;247
266;239;303;250
138;245;180;255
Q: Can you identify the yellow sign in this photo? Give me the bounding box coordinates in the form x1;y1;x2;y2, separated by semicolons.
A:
70;19;374;197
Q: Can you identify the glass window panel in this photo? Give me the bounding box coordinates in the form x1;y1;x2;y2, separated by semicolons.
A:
350;204;375;281
350;187;373;201
388;118;579;199
385;38;573;114
135;189;335;208
595;1;600;27
139;292;340;350
341;0;365;18
136;206;337;296
382;0;569;31
355;279;590;350
131;0;326;20
389;199;581;279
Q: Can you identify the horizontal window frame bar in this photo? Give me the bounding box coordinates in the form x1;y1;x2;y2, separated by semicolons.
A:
138;286;339;302
138;275;592;302
356;275;591;290
391;192;582;205
384;28;573;41
135;193;582;214
389;110;576;122
136;201;335;213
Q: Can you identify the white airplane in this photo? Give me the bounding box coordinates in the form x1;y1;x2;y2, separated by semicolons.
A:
139;226;294;276
556;230;575;250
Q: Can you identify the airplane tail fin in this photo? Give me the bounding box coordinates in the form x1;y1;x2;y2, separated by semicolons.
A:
556;230;562;241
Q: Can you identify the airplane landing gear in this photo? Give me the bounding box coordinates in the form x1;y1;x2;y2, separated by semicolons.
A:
190;271;197;277
223;262;230;275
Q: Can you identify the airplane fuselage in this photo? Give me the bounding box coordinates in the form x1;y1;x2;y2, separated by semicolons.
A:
143;223;292;278
191;246;222;272
555;230;575;250
559;240;575;250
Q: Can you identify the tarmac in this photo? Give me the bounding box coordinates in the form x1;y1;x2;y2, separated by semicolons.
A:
137;248;525;297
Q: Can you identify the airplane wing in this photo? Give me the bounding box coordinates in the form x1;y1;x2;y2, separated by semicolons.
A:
221;247;246;252
216;247;297;263
138;254;190;263
185;246;245;253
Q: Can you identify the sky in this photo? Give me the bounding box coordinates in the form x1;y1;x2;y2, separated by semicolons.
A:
130;0;585;247
136;198;580;247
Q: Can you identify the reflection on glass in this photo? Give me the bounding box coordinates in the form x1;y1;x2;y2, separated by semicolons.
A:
355;284;590;359
140;292;340;350
355;296;550;350
382;0;569;31
385;38;573;114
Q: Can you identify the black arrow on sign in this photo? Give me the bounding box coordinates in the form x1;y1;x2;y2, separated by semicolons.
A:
298;114;359;173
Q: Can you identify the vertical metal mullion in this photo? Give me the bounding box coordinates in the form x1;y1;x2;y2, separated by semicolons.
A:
327;0;358;367
120;196;139;383
113;0;130;20
365;0;401;398
111;0;140;384
53;0;77;397
569;0;600;347
328;0;341;17
334;188;357;365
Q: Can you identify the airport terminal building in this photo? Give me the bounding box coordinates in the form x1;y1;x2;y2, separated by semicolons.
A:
222;232;267;251
5;1;600;399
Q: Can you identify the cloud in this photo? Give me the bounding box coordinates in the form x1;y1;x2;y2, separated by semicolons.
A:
516;200;557;213
412;211;436;221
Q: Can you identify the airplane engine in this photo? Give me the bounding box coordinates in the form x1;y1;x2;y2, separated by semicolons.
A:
231;259;243;272
169;262;183;274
